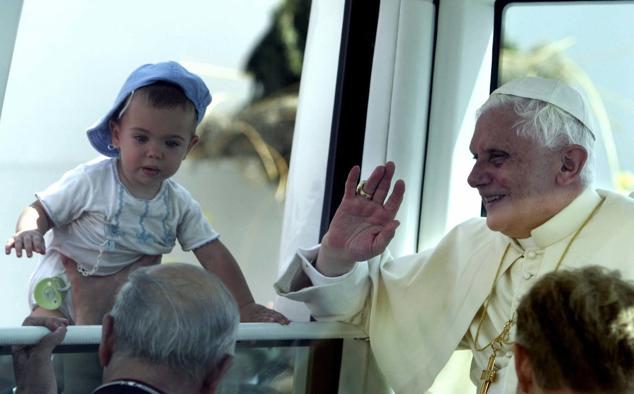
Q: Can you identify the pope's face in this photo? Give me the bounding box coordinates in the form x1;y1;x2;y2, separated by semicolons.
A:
467;105;562;238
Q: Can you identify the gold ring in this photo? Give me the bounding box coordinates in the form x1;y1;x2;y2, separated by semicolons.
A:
356;181;373;200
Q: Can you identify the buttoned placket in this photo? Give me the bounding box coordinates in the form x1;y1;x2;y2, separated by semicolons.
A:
511;247;544;310
485;244;546;392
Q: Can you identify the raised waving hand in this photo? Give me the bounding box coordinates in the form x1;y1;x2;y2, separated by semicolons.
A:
316;162;405;276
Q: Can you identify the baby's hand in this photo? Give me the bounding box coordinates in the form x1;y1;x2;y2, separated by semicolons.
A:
239;302;290;325
5;230;46;257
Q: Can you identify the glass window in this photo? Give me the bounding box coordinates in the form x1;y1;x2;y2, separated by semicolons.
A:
0;322;368;393
0;0;310;325
499;1;634;194
0;340;334;393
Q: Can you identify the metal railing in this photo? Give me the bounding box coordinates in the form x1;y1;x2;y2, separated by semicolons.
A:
0;322;388;394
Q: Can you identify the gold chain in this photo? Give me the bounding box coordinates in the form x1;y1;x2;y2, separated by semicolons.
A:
475;197;606;393
473;243;514;352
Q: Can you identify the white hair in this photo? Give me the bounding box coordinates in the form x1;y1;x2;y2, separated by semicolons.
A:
478;94;595;186
109;263;239;381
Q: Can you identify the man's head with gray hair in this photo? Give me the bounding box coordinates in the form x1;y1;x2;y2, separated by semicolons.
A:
99;263;239;392
468;77;596;239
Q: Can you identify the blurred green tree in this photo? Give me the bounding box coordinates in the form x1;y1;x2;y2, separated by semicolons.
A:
193;0;311;200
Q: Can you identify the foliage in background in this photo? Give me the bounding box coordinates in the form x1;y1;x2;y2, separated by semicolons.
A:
245;0;310;102
191;0;311;200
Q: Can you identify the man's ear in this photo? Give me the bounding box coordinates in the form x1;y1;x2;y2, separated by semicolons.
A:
514;343;536;394
98;314;115;368
557;144;587;186
109;120;121;149
185;134;199;157
201;354;233;394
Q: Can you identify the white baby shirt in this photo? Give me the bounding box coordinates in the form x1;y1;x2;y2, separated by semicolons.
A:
30;157;218;284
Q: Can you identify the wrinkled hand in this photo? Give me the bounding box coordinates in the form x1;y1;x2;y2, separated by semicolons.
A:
5;229;46;258
239;302;290;324
317;162;405;276
61;254;161;325
13;316;68;394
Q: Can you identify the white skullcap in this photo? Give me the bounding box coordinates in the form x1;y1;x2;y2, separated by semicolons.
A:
492;76;596;140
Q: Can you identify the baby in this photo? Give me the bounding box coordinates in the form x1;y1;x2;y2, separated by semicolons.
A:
5;61;288;324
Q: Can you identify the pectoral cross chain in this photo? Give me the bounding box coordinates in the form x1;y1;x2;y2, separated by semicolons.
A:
480;350;497;394
478;319;514;394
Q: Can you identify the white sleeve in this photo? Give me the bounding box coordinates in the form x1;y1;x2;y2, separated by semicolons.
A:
298;245;363;285
274;245;371;321
35;165;92;226
176;192;219;251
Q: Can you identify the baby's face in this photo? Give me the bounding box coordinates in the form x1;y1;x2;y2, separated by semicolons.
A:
110;95;198;199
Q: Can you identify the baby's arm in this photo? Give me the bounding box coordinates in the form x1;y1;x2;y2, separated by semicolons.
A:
5;201;52;257
194;240;289;324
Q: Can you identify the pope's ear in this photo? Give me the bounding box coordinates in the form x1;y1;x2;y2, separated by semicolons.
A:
557;144;587;186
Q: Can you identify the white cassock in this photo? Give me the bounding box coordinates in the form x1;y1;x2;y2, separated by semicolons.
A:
275;188;634;394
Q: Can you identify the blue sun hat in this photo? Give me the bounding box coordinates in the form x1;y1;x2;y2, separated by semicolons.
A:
87;61;212;157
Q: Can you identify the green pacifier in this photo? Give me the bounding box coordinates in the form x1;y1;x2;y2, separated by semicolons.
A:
34;276;69;310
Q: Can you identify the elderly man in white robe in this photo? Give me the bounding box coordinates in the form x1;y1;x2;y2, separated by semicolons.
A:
275;76;634;394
